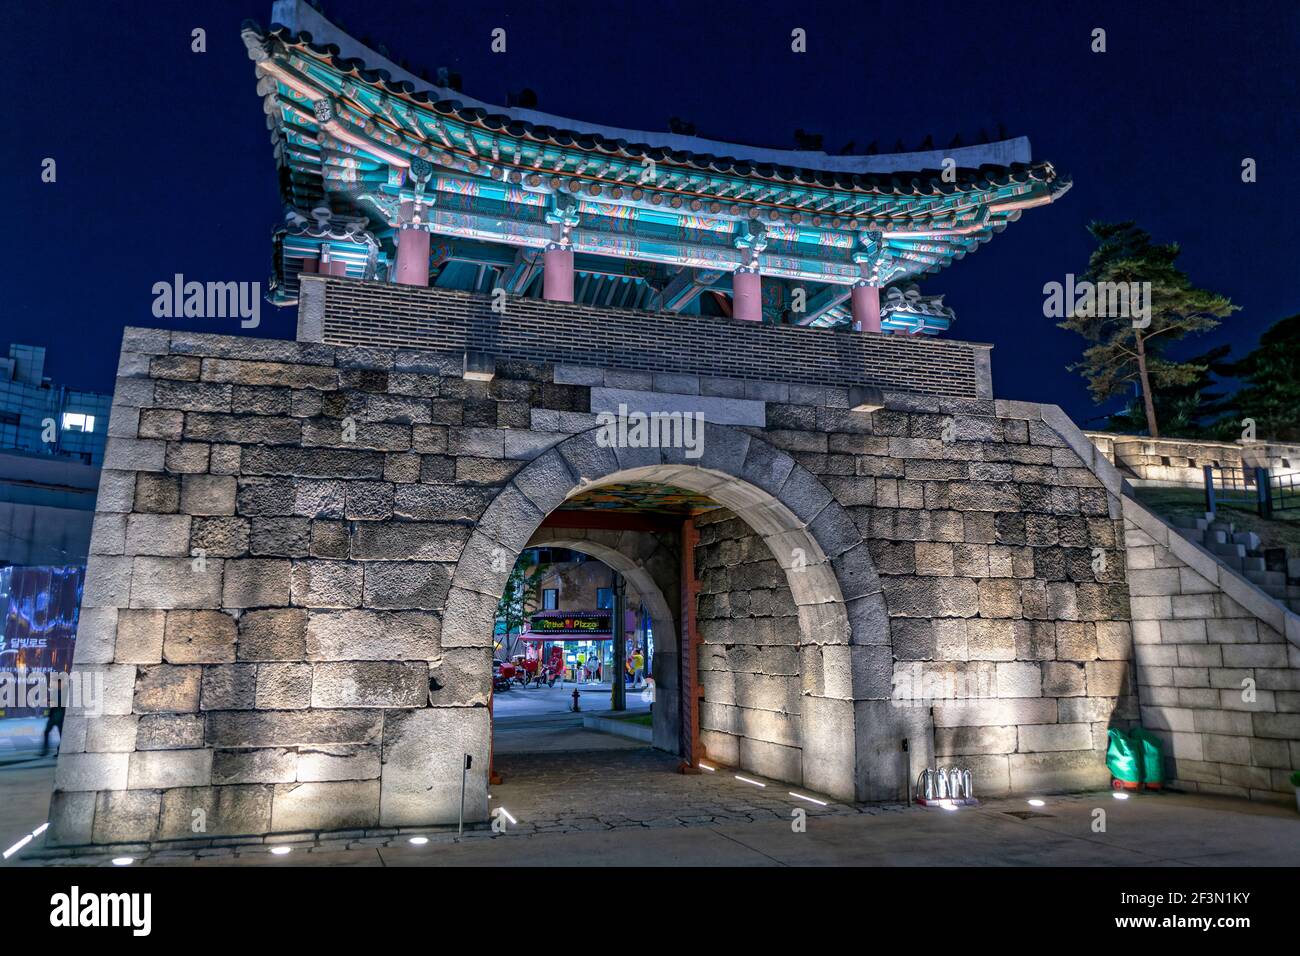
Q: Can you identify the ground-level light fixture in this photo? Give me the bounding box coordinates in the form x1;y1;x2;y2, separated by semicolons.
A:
697;763;716;772
408;836;429;845
498;808;517;825
1113;792;1130;801
4;821;52;860
3;835;33;859
735;775;766;788
111;857;134;866
789;792;828;806
270;846;293;856
1027;799;1046;807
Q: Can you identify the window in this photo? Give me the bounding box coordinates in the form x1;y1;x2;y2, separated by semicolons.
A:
61;412;95;433
542;588;558;610
596;587;613;609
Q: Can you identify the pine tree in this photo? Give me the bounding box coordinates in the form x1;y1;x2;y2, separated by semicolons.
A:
1060;222;1237;437
1219;313;1300;441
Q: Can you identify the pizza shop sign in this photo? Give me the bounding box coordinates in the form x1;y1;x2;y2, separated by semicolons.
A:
529;613;611;636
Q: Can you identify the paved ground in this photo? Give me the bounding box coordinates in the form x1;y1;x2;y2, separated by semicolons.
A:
0;759;56;854
494;713;646;754
11;744;1300;867
493;679;652;719
7;710;1299;867
0;718;57;764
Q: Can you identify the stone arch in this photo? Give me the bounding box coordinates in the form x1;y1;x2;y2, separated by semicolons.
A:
441;423;895;802
524;526;682;751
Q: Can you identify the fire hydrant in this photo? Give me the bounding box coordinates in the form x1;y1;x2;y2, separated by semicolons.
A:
571;688;581;712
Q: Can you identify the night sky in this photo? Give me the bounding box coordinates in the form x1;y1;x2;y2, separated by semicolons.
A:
3;0;1297;426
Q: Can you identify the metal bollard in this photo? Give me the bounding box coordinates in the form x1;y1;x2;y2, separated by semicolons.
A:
458;753;471;840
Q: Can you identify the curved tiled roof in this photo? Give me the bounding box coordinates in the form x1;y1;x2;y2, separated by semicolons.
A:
245;19;1069;199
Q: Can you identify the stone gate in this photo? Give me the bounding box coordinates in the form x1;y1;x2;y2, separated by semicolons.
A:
48;277;1300;848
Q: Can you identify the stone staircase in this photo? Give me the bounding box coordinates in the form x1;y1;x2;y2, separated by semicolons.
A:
1170;512;1300;614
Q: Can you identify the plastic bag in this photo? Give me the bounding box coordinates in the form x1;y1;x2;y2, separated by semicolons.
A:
1129;727;1166;785
1106;728;1141;784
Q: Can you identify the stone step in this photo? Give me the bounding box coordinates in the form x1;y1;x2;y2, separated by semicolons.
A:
1210;542;1246;559
1246;569;1286;588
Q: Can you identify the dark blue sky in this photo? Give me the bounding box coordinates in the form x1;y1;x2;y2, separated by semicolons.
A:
3;0;1296;425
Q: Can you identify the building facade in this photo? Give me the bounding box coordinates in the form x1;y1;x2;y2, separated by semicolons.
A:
0;344;110;568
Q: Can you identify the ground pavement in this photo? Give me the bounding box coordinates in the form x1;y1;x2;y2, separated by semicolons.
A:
8;745;1300;867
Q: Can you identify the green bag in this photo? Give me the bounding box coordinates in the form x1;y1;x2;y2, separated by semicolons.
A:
1129;727;1166;785
1106;728;1141;784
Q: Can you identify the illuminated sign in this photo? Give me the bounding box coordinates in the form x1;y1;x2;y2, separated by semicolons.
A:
528;612;610;636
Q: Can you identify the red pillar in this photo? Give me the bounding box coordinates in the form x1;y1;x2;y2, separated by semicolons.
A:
543;245;574;302
394;227;430;286
852;282;881;333
732;269;762;322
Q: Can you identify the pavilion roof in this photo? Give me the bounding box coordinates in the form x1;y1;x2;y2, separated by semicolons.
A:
241;8;1070;332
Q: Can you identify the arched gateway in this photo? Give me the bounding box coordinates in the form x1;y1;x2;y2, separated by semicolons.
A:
441;425;896;811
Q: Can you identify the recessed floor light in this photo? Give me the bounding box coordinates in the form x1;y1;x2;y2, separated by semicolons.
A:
408;836;429;845
498;808;517;825
789;792;828;806
1027;799;1046;807
270;846;292;856
1113;792;1130;800
698;763;715;772
111;857;134;866
3;835;33;859
941;802;960;812
735;775;766;788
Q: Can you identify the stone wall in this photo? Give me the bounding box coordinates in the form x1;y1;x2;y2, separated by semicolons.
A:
54;322;1300;848
1087;432;1300;487
795;398;1134;798
694;509;803;781
1123;496;1300;800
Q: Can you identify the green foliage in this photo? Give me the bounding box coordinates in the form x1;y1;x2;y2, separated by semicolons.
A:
1061;222;1237;437
495;555;547;654
1218;314;1300;442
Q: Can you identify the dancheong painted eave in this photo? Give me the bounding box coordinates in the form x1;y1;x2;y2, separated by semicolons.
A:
243;0;1071;334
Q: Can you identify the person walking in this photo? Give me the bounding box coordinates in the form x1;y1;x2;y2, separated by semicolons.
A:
40;706;65;757
632;648;645;688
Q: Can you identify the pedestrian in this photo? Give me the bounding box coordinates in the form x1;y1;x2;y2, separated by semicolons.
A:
41;705;65;757
632;648;645;688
